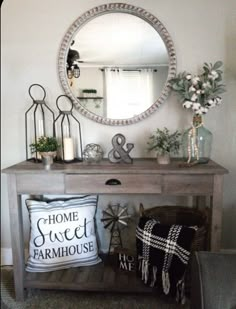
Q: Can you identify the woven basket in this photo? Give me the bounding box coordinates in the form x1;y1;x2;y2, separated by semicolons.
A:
139;204;209;293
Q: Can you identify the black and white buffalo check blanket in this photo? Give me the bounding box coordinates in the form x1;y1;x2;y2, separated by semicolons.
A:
136;216;197;304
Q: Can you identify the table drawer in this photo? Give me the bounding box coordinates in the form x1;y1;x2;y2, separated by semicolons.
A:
163;175;213;194
65;174;162;194
16;174;64;194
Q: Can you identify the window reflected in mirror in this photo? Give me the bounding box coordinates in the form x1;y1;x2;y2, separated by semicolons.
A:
67;13;168;119
59;3;176;125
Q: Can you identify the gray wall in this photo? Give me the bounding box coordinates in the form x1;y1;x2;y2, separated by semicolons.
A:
1;0;236;264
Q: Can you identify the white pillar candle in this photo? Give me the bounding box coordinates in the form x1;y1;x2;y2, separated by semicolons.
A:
63;137;74;161
38;119;44;137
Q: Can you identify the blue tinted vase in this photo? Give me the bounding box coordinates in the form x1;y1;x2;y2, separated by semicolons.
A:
182;115;213;164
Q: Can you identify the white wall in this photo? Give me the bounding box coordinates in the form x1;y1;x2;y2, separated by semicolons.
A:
1;0;236;264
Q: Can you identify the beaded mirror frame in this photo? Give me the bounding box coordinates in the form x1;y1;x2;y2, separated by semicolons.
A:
58;3;176;126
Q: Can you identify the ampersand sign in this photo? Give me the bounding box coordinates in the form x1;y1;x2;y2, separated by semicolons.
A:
108;133;134;164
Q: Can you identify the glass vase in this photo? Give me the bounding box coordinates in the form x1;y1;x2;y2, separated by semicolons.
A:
182;115;213;164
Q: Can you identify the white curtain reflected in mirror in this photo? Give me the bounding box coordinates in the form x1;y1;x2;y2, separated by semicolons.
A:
68;12;169;120
104;68;155;119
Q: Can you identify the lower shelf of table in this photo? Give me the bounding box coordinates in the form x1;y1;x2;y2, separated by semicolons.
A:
24;256;154;293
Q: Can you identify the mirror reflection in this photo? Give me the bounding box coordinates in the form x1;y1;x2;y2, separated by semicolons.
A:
67;13;169;119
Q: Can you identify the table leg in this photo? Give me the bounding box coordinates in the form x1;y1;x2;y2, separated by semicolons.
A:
194;196;207;209
211;175;224;251
7;174;25;301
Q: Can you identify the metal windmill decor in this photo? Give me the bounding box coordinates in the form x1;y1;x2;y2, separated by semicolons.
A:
101;204;131;254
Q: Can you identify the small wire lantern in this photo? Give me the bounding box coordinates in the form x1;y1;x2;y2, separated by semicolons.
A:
25;84;55;161
54;95;83;162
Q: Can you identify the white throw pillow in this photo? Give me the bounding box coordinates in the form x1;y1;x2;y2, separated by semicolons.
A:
26;195;101;272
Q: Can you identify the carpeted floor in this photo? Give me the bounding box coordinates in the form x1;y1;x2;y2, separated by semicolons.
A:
1;267;190;309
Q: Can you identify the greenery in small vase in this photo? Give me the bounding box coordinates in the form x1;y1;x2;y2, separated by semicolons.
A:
147;128;181;155
169;61;226;115
30;136;59;153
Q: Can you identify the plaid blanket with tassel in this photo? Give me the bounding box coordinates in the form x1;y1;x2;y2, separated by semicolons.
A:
136;216;197;304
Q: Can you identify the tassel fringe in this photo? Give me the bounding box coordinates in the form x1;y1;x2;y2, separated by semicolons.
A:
176;278;186;304
139;257;186;304
138;257;157;287
162;271;170;294
142;260;149;284
150;266;157;287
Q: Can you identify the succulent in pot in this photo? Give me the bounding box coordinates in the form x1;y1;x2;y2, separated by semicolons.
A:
147;128;181;164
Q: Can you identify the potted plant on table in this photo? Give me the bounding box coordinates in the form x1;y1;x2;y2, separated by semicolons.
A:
147;128;181;164
30;136;59;169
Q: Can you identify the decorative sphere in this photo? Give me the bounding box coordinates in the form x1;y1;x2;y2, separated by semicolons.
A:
83;143;104;163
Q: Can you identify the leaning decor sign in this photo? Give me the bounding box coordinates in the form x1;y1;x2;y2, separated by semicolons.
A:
116;249;136;272
26;196;101;272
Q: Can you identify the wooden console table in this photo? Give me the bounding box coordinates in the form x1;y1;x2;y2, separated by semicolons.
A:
2;159;228;301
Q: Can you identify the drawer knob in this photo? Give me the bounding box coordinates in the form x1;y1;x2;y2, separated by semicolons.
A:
105;179;122;186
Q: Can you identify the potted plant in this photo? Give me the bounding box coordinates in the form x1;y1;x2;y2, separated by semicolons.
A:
147;128;181;164
30;136;59;169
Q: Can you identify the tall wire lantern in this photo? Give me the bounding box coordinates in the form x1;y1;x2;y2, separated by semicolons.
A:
25;84;55;161
54;95;83;162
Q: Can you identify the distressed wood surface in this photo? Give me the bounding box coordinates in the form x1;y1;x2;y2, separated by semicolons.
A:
2;158;228;300
16;174;64;194
65;174;162;194
2;159;228;175
7;174;25;301
211;175;224;251
163;175;213;195
24;258;153;293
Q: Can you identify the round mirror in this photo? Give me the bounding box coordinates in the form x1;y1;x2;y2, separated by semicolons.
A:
58;3;176;125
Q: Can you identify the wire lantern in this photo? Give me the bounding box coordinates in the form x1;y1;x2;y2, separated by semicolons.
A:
25;84;55;161
54;95;83;162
